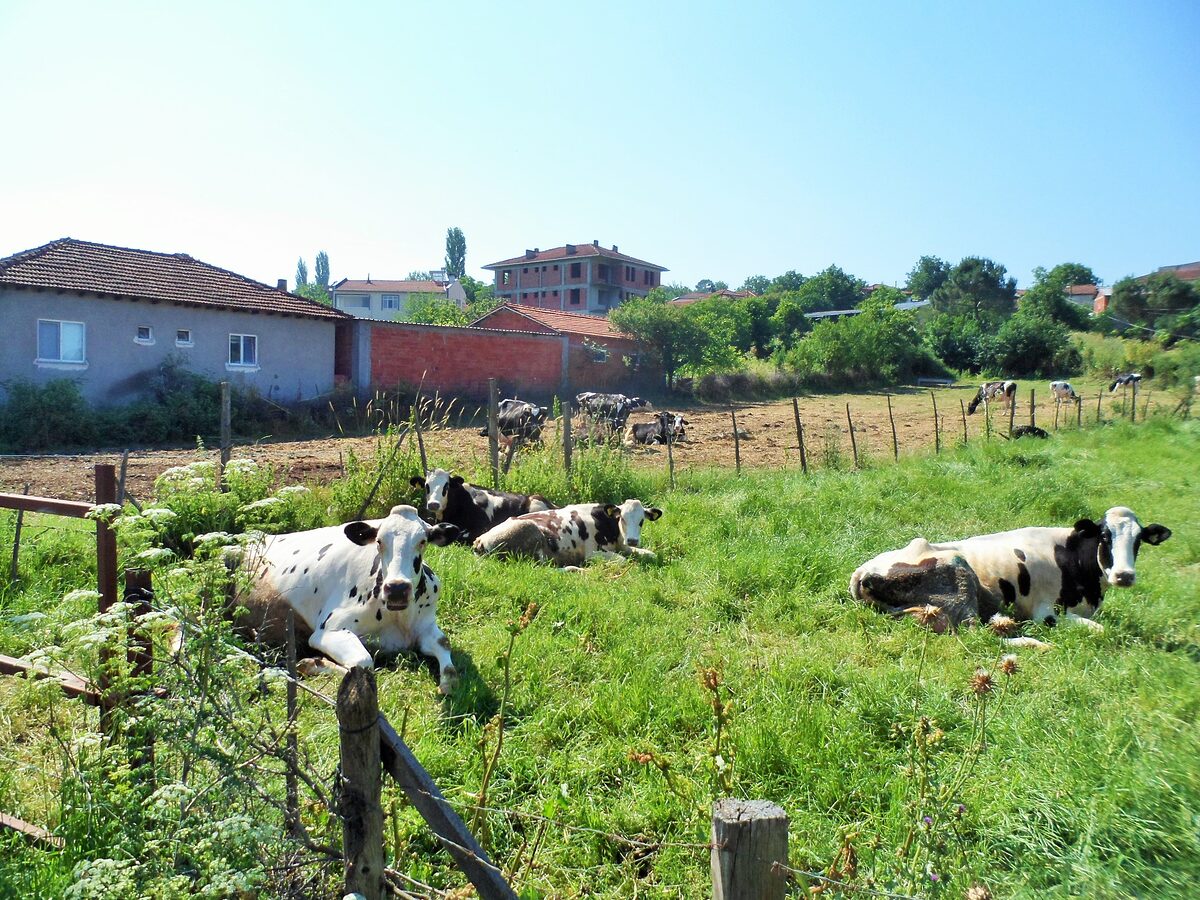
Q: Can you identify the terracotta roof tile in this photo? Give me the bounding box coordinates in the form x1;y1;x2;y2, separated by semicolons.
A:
0;238;348;321
333;279;448;293
669;288;755;306
470;302;629;339
483;243;667;271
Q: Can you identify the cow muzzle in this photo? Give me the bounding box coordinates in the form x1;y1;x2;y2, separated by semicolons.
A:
384;580;412;610
1111;571;1135;588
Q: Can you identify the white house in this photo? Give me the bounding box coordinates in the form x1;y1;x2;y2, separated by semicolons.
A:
330;275;467;321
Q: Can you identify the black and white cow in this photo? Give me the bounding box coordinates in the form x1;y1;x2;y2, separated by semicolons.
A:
966;380;1017;414
472;499;663;568
235;505;461;692
1049;380;1078;402
624;411;688;446
409;467;555;540
1110;373;1142;392
575;392;651;435
849;507;1171;638
478;399;548;445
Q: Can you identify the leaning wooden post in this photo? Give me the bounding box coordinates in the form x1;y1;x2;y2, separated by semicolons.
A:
930;390;940;454
117;450;130;506
8;483;29;584
561;401;573;481
284;609;300;837
219;381;232;491
791;398;807;474
886;395;898;461
845;403;859;468
730;406;742;475
337;667;385;900
711;798;789;900
959;399;968;445
1029;388;1036;428
1140;389;1149;422
487;379;500;489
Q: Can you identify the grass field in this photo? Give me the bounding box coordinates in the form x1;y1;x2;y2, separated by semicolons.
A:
0;415;1197;898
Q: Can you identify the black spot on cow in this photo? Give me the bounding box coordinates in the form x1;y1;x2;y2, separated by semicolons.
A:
1017;563;1031;596
313;586;319;594
1055;526;1105;611
376;609;383;621
292;548;300;555
1044;614;1057;627
320;613;331;630
1013;548;1026;561
349;585;358;598
999;578;1017;606
437;635;451;649
370;556;380;576
317;543;332;561
303;567;309;574
416;570;427;597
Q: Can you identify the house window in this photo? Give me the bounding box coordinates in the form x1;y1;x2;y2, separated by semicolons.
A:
336;294;370;309
597;264;609;281
135;325;154;344
37;319;86;363
570;262;581;278
569;288;581;305
502;270;512;286
176;329;193;346
381;293;401;310
228;334;258;368
522;267;528;274
591;345;609;363
644;270;651;285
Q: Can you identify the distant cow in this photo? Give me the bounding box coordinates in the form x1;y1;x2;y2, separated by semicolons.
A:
849;506;1171;638
235;506;461;693
473;499;663;568
624;411;688;446
1110;373;1142;392
479;399;548;446
966;380;1017;415
575;392;651;435
410;467;555;541
1049;380;1078;402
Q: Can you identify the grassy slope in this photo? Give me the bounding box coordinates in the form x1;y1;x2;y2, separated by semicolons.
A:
1;418;1198;898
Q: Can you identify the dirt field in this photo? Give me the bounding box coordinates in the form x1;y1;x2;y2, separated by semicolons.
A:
0;379;1167;502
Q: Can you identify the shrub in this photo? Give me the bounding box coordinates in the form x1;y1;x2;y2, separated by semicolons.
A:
984;313;1080;377
0;379;95;450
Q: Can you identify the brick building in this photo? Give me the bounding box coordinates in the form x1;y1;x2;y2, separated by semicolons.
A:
482;242;667;315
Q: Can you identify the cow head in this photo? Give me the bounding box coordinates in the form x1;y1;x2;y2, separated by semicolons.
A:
1071;507;1171;589
629;397;651;411
410;468;464;521
603;498;664;548
344;505;459;610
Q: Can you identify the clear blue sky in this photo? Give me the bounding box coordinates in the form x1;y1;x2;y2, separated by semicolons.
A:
2;0;1196;292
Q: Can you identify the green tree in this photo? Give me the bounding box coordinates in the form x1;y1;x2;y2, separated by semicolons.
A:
931;257;1016;326
770;270;806;293
1018;263;1097;331
459;274;492;305
740;275;770;294
610;297;708;389
444;227;466;278
740;294;780;358
785;294;926;382
406;293;468;326
694;278;728;292
296;258;308;288
683;296;752;362
314;251;330;288
407;270;433;281
905;255;949;300
922;313;989;373
295;283;331;306
768;293;812;349
984;309;1079;377
792;265;866;313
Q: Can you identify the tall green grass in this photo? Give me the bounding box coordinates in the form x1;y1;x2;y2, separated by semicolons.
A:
1;418;1197;897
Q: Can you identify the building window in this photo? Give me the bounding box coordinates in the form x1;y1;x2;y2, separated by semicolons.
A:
135;325;154;344
176;329;193;346
228;334;258;368
553;264;559;271
643;270;651;285
381;293;401;310
570;262;581;278
336;294;370;309
502;270;512;286
553;290;559;297
522;267;528;274
37;319;86;363
569;288;581;305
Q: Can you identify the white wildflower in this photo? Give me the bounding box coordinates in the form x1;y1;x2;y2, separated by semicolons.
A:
194;531;235;546
140;507;177;522
64;589;103;605
147;781;194;808
85;503;123;521
278;485;310;497
224;458;260;475
262;667;290;683
135;547;175;563
5;612;47;627
241;497;283;512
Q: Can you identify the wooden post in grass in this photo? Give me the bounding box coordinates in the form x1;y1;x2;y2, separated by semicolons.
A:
412;393;429;475
285;609;300;837
1096;391;1103;424
1142;390;1150;422
730;406;741;475
8;483;29;584
487;378;499;489
886;395;899;461
1007;393;1016;439
561;401;573;479
985;399;992;441
117;450;130;506
1029;388;1036;428
711;799;789;900
959;399;968;445
95;465;119;740
1054;397;1060;431
1077;397;1082;428
666;418;676;489
337;668;384;900
845;404;859;468
219;381;232;491
123;568;154;774
930;390;940;454
791;398;807;474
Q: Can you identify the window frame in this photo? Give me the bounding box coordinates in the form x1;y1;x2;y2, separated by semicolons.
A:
135;325;154;345
381;293;401;310
227;333;259;370
36;318;87;365
175;329;194;347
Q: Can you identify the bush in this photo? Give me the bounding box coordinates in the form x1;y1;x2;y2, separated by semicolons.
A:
984;313;1080;377
0;379;96;450
1148;340;1200;388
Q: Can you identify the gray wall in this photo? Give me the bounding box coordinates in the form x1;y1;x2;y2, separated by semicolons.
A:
0;288;339;405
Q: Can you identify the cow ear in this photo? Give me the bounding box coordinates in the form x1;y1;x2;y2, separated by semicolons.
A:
409;475;426;488
344;522;378;545
1141;524;1171;545
429;523;460;546
645;507;663;521
1072;518;1100;538
450;475;465;486
603;504;621;519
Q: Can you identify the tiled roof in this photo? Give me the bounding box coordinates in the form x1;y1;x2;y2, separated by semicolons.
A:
483;243;667;272
0;238;348;321
470;302;629;340
1067;284;1100;295
1154;261;1200;282
333;279;448;293
669;288;755;306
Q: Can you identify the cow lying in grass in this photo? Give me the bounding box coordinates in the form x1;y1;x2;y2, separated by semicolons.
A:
473;499;663;569
410;467;555;540
624;411;687;446
849;507;1171;642
234;505;461;693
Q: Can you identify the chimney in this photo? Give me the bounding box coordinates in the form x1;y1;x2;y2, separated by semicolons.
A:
612;245;618;252
593;239;599;247
565;243;576;255
277;278;287;291
525;249;537;260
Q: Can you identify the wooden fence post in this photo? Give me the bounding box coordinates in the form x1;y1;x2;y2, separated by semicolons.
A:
488;379;499;489
561;401;573;480
985;399;992;441
886;395;898;461
1142;390;1151;422
124;568;155;774
8;483;29;584
730;406;741;475
711;798;789;900
959;399;968;445
95;465;120;739
412;393;429;475
1054;397;1060;431
1029;389;1036;428
1077;397;1082;428
791;398;807;474
285;609;300;837
338;667;385;900
930;391;940;454
845;404;859;468
1096;391;1103;424
666;419;676;489
219;382;232;491
1007;394;1016;439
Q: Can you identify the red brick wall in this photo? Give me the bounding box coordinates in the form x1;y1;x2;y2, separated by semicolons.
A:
474;308;556;333
567;336;657;393
368;322;564;399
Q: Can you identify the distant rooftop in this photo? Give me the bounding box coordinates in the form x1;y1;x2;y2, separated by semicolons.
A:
483;242;667;272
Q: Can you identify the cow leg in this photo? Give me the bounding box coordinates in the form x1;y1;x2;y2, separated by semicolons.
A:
308;628;374;670
621;546;658;561
1063;611;1105;632
416;624;458;695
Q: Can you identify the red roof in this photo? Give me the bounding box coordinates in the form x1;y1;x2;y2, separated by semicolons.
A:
1153;261;1200;282
333;279;448;293
669;288;755;306
483;243;667;272
1067;284;1100;296
469;302;629;340
0;238;348;321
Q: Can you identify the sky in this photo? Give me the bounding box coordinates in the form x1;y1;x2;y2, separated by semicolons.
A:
1;0;1197;293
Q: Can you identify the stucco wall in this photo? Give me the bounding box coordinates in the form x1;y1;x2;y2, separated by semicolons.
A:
0;288;339;405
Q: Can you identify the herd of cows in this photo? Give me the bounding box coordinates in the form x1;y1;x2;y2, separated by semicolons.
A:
482;392;688;449
227;380;1170;694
